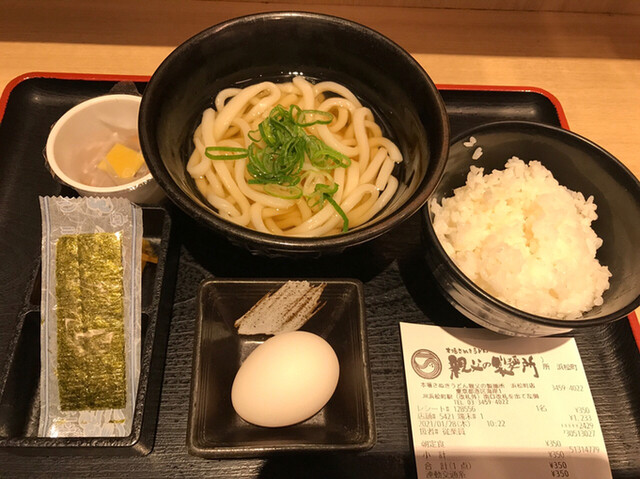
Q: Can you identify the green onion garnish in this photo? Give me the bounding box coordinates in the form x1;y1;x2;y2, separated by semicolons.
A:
263;184;303;200
290;105;333;127
204;146;248;160
307;183;349;232
206;104;352;232
324;194;349;233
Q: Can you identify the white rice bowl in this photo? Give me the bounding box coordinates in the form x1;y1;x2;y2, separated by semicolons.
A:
431;156;611;319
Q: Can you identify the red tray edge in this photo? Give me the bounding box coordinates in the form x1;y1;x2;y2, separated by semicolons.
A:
437;83;569;130
0;72;571;129
4;71;633;344
0;71;152;121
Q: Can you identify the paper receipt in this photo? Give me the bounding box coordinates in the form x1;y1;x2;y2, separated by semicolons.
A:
399;323;611;479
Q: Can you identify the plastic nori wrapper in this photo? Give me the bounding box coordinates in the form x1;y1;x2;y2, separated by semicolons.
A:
39;196;142;437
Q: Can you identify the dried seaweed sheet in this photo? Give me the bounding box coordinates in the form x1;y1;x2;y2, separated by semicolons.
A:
56;233;126;410
39;196;142;437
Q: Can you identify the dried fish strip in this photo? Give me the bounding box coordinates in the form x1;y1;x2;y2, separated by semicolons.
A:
56;233;126;410
234;281;327;335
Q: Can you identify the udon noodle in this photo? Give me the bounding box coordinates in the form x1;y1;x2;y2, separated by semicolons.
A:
187;76;402;237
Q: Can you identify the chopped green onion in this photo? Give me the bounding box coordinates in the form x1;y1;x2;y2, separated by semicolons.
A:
204;103;352;231
314;183;339;196
306;136;351;169
323;194;349;232
205;146;248;160
247;129;262;143
291;104;333;127
263;184;303;199
305;183;348;232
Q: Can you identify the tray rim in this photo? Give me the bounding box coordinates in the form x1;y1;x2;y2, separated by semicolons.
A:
0;71;570;129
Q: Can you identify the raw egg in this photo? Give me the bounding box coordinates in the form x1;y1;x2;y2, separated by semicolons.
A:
231;331;340;428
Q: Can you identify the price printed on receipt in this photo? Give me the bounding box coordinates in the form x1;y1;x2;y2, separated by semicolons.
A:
399;323;611;479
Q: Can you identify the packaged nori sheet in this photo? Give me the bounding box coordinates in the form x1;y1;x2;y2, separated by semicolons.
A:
55;233;126;411
39;196;142;438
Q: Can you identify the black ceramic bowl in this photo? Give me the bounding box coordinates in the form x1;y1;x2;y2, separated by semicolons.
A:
139;12;449;255
423;121;640;336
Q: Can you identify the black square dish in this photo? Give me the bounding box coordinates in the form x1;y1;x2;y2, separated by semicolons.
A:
187;279;375;458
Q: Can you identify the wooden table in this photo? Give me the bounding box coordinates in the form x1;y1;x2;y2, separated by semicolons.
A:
1;1;639;474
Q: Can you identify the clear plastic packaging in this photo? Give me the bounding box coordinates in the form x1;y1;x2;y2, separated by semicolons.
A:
38;196;142;437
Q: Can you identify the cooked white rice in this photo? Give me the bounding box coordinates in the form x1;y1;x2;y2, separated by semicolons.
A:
431;157;611;319
463;136;477;148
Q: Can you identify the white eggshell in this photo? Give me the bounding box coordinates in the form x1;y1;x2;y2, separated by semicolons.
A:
231;331;340;428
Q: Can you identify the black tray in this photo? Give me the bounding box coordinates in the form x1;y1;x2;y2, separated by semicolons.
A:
0;74;638;477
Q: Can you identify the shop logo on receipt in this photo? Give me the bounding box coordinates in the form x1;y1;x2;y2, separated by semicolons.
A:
411;349;442;379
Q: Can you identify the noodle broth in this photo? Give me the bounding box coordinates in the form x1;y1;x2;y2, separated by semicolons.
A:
183;73;423;238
